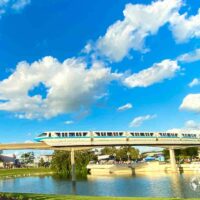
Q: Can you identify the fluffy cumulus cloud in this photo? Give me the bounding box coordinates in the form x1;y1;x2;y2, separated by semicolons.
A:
0;0;30;17
167;120;200;134
180;94;200;113
96;0;181;61
117;103;132;111
129;114;156;127
185;120;200;130
123;59;180;88
169;9;200;43
11;0;30;11
188;78;200;88
0;56;120;119
177;49;200;63
167;128;200;134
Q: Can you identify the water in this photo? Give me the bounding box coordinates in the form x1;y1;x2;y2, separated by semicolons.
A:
0;174;200;198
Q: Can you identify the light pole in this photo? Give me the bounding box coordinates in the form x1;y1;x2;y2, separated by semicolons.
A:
113;153;116;161
127;152;130;162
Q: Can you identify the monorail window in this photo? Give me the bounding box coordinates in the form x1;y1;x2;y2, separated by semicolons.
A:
107;132;112;136
83;132;87;136
69;132;75;137
140;133;144;136
65;133;68;137
56;133;60;137
131;132;140;136
76;132;81;136
150;133;154;136
95;132;100;136
113;132;117;136
39;133;46;137
159;133;167;136
49;133;51;137
119;132;123;136
101;132;106;136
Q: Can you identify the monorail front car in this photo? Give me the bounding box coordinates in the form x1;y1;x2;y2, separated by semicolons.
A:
34;131;200;147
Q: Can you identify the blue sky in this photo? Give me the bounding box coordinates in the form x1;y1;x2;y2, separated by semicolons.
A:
0;0;200;146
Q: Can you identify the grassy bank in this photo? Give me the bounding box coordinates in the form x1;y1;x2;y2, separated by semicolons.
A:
0;168;53;178
0;193;199;200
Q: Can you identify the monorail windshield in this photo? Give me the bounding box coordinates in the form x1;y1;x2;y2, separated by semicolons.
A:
38;133;47;137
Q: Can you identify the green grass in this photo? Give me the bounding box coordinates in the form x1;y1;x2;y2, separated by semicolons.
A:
0;168;53;178
0;193;199;200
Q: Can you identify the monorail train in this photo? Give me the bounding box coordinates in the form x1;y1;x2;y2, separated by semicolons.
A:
34;131;200;147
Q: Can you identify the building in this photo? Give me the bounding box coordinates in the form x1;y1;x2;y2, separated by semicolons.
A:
0;154;16;168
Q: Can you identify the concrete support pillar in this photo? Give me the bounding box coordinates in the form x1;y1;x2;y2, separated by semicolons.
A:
70;148;76;182
169;148;178;173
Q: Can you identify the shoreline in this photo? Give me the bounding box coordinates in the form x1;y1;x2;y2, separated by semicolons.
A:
0;193;197;200
0;168;54;179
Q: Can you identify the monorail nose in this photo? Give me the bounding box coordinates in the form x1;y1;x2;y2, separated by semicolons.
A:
34;138;42;142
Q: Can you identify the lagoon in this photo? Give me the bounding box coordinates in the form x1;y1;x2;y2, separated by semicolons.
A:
1;174;200;198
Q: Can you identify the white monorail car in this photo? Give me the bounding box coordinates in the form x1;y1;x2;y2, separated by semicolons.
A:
34;131;200;147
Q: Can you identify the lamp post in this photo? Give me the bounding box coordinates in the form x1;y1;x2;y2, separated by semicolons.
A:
113;153;116;161
127;152;130;162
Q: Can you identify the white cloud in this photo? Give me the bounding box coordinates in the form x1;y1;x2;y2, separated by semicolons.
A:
12;0;30;11
167;128;200;134
64;120;74;125
117;103;132;111
185;120;200;130
177;48;200;63
96;0;181;61
167;120;200;134
0;56;120;119
129;114;157;127
0;0;30;17
180;94;200;113
170;9;200;43
82;42;92;54
123;59;180;88
188;78;200;88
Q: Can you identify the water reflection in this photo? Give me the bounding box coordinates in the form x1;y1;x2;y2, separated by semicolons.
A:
0;174;200;198
170;174;184;198
72;181;76;195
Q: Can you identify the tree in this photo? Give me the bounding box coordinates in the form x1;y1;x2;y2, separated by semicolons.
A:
101;147;117;155
51;150;96;177
38;158;45;167
116;146;139;161
20;152;35;164
163;147;198;160
101;146;139;161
